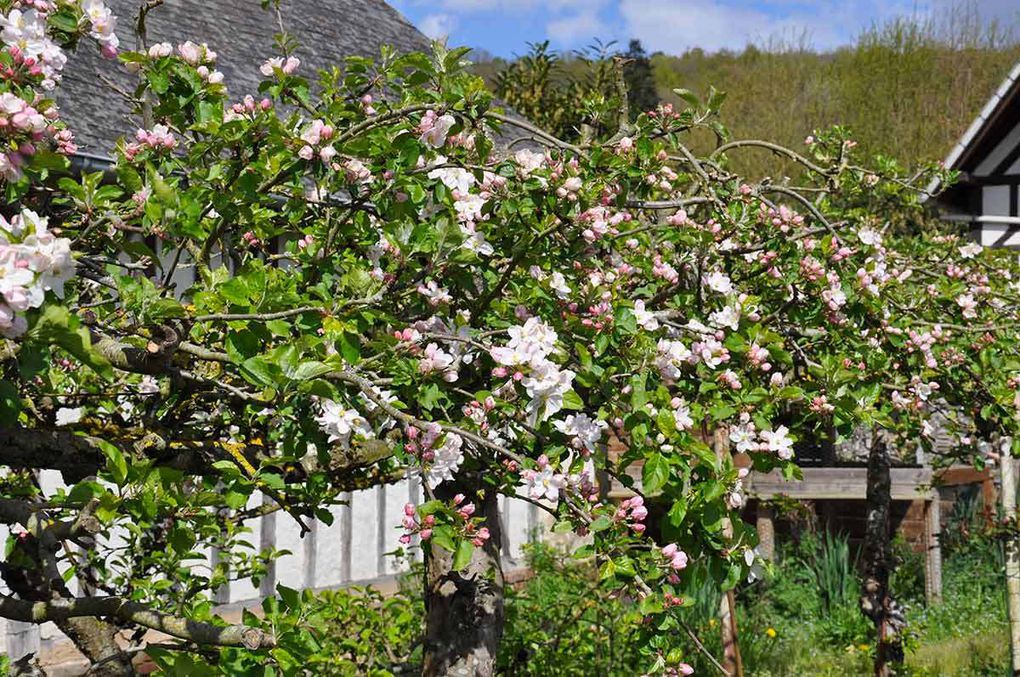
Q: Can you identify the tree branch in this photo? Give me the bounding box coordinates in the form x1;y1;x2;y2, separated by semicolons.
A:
0;593;275;649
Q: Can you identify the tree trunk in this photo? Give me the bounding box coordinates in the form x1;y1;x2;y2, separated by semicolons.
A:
422;475;505;677
860;432;903;677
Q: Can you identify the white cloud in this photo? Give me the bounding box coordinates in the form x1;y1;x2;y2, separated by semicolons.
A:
419;13;457;40
547;10;608;46
618;0;930;54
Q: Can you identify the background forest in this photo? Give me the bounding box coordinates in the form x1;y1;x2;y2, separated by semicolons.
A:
471;2;1020;178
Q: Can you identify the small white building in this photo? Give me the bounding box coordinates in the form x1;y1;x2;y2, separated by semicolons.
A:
932;62;1020;245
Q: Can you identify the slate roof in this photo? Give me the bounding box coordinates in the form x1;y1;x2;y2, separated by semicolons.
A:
59;0;431;157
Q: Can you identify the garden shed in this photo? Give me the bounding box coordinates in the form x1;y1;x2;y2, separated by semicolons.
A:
930;61;1020;245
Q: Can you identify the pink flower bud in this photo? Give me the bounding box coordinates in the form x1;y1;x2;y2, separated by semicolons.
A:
404;503;416;517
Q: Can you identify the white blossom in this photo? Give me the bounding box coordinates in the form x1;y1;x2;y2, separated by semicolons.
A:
523;360;575;424
315;400;373;448
521;465;565;503
704;271;733;295
425;433;464;485
759;425;794;460
553;413;606;453
633;300;660;331
958;242;983;259
55;407;82;426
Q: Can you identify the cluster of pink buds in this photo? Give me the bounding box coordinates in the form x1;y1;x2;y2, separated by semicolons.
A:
0;45;45;83
123;124;176;160
399;502;435;544
666;209;692;227
0;92;62;178
663;592;685;608
417;110;455;148
579;300;614;332
652;255;680;284
342;158;372;183
718;369;742;390
945;263;966;279
661;543;689;571
905;328;940;368
756;250;781;279
446;131;476;150
241;231;261;247
260;55;299;77
53;129;75;154
799;256;825;282
298;119;336;162
576;205;629;241
556;175;583;201
645;165;678;192
225;94;272;121
393;326;423;344
616;495;648;534
646;103;684;133
829;241;854;263
359;93;376;116
760;203;804;233
809;395;835;414
940;346;965;367
462;397;495;429
452;494;491;546
663;663;695;677
403;423;465;474
746;343;771;371
296;233;314;250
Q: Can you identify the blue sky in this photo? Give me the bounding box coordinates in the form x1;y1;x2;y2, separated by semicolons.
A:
389;0;1020;58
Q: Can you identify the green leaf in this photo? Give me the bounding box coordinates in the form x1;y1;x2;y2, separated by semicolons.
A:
289;361;333;381
589;516;613;532
672;88;701;108
561;389;583;411
616;307;637;334
28;305;112;379
0;380;20;425
642;453;670;495
452;539;474;571
239;357;280;388
667;498;687;527
430;525;456;553
338;333;361;364
639;595;664;615
97;439;128;485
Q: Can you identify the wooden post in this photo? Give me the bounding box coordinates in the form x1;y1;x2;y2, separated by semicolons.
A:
1000;456;1020;676
756;503;775;561
923;495;942;604
713;426;744;677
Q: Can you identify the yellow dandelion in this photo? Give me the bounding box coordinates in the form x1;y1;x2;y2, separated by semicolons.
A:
766;627;776;638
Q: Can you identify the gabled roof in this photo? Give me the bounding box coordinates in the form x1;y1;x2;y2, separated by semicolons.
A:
59;0;430;157
930;60;1020;200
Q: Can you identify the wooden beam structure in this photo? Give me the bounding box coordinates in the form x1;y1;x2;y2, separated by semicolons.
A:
747;467;934;501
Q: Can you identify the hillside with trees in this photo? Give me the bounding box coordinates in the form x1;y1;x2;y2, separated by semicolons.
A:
475;5;1020;178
